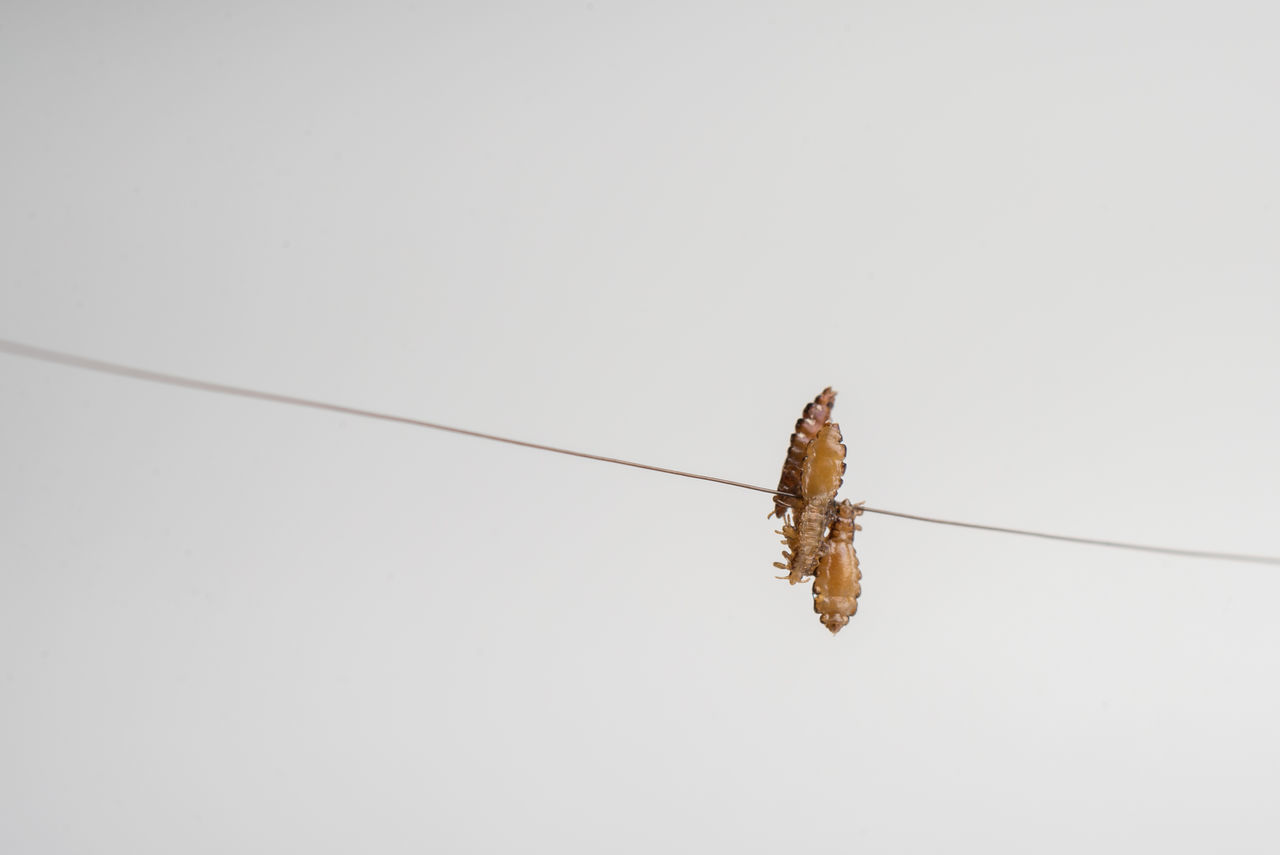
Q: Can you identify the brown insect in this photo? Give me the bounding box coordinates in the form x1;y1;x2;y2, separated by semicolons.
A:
770;387;836;520
774;420;847;585
812;499;864;634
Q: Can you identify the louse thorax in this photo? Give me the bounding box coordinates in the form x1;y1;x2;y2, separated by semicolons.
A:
777;421;847;585
771;387;836;519
813;500;863;635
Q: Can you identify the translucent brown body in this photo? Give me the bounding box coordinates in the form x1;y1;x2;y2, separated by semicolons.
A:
813;500;863;634
774;421;846;585
770;387;836;520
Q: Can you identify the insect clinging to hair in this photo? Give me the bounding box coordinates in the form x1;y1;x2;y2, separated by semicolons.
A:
771;387;836;521
774;420;847;585
770;388;865;634
771;388;839;586
812;499;864;635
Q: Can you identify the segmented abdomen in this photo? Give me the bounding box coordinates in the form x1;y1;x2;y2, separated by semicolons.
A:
771;387;836;519
812;499;863;635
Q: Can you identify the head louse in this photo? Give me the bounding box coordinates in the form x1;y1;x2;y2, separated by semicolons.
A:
776;421;846;585
812;499;864;634
770;387;836;520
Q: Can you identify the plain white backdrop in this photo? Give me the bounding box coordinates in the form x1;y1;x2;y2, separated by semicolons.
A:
3;2;1279;852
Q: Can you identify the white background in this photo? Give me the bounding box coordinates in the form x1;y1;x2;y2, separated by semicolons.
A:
3;2;1279;852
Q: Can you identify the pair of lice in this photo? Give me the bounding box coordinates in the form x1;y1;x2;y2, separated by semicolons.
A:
771;388;864;635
